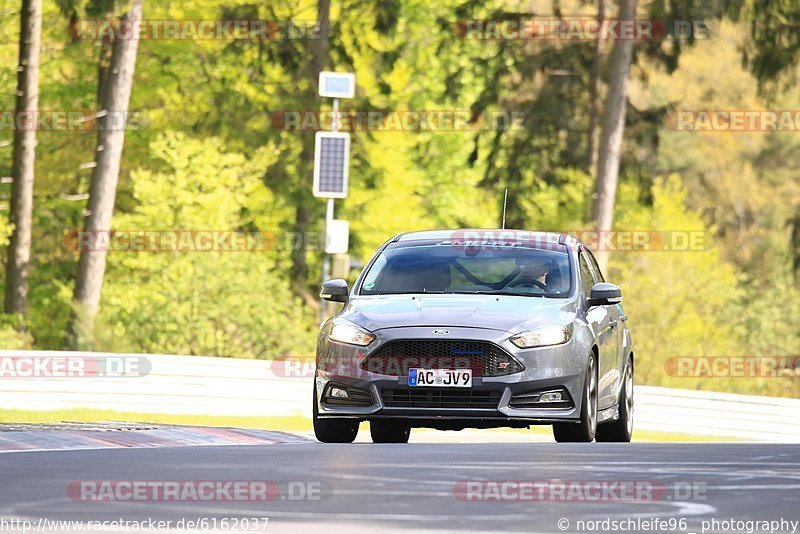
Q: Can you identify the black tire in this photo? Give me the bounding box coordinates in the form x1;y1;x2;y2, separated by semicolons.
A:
312;383;359;443
553;355;598;443
370;420;411;443
596;357;634;443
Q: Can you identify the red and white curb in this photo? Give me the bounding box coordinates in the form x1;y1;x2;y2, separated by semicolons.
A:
0;422;313;453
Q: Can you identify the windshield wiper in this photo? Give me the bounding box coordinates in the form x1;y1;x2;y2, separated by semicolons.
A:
449;290;547;297
363;290;450;295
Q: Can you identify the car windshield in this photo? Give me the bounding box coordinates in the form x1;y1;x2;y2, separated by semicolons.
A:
359;243;572;297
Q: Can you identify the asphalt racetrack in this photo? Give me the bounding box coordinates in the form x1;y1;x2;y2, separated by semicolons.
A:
1;437;799;534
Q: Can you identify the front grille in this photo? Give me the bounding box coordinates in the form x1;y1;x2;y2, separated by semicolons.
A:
361;340;523;377
381;389;502;409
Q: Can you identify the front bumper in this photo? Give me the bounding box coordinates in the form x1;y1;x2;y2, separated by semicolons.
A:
315;326;588;427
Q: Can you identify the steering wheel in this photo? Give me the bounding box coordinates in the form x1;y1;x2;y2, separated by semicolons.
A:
506;278;547;291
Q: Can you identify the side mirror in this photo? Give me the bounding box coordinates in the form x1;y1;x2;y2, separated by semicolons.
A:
320;279;349;303
587;282;623;307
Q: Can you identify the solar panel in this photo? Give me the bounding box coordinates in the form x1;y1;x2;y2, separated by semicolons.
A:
313;131;350;198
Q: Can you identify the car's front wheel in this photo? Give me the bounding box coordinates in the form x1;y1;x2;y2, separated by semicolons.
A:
553;354;598;443
370;420;411;443
312;383;359;443
596;357;633;442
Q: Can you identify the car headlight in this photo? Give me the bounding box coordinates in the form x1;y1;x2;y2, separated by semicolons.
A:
510;324;573;349
329;322;375;346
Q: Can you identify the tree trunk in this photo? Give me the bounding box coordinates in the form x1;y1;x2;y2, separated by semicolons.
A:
292;0;331;289
97;35;114;106
69;0;143;349
585;0;605;177
791;211;800;287
4;0;42;317
290;203;312;283
591;0;637;271
310;0;331;80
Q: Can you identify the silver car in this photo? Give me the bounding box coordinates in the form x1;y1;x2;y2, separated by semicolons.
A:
313;230;634;443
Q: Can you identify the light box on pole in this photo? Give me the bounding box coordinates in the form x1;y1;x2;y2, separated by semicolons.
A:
318;71;355;99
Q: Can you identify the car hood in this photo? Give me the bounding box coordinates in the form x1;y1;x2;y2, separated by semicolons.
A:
341;294;577;335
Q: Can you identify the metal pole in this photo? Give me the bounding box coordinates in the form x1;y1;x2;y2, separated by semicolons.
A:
319;99;340;325
332;98;339;131
319;199;334;325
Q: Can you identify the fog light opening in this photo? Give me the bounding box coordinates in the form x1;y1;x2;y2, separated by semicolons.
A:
509;387;573;409
539;391;564;403
330;387;349;399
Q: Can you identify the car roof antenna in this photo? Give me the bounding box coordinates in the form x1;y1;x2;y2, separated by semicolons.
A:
501;188;508;229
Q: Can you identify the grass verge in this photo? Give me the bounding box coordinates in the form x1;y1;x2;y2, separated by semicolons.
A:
0;408;741;442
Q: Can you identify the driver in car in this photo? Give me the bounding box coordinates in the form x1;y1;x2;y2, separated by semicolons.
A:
513;259;550;288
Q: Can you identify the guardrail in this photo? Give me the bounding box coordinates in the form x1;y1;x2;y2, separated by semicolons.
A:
1;350;798;442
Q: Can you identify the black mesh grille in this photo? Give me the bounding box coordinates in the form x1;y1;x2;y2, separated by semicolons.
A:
361;340;523;377
381;389;502;409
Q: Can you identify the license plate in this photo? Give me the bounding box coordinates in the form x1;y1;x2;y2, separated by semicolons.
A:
408;368;472;388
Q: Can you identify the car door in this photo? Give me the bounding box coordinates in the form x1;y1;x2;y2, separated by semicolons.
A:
578;248;621;411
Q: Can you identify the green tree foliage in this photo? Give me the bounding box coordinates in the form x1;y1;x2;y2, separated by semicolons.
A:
608;177;739;384
97;133;316;358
